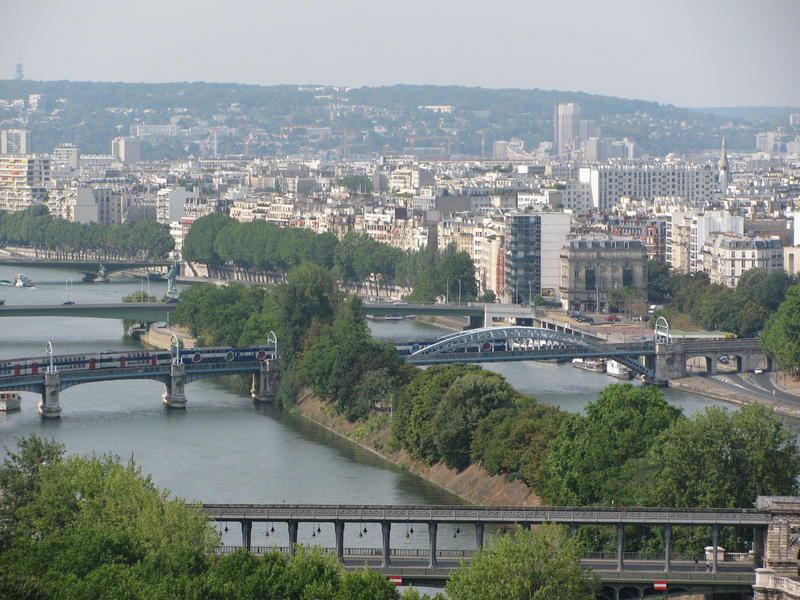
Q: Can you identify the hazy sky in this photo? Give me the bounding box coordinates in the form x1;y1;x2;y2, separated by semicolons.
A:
2;0;798;107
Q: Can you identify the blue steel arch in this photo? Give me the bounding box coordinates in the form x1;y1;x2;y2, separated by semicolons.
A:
409;326;654;376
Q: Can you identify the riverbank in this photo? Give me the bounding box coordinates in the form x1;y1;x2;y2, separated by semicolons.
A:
669;374;800;420
294;392;542;506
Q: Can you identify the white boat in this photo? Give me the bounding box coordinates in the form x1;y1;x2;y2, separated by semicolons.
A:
15;273;33;287
0;391;21;412
572;358;605;373
606;359;632;379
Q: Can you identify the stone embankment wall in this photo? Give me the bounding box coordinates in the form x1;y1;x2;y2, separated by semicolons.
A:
295;392;542;507
141;324;197;350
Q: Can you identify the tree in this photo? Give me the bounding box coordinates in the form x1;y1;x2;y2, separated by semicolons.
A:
539;384;681;506
761;281;800;371
182;212;233;267
445;524;597;600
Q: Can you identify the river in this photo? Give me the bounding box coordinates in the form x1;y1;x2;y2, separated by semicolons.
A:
0;265;726;554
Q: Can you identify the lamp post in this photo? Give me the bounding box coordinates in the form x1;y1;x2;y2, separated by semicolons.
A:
528;281;532;306
458;279;462;306
446;277;450;304
46;341;56;374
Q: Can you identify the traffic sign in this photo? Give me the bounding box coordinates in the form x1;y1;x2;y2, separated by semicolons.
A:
654;581;667;591
388;576;402;585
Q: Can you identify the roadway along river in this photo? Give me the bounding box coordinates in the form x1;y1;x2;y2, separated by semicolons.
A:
0;265;725;553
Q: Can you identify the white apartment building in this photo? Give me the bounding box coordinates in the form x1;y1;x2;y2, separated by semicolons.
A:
52;143;79;171
578;164;717;212
690;211;744;273
0;154;50;212
156;187;200;224
111;137;140;164
700;235;783;288
1;129;31;154
70;187;126;226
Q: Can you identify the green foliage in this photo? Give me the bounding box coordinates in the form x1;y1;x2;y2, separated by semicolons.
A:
122;290;157;303
296;296;403;420
445;524;597;600
0;207;174;259
653;267;796;336
539;384;681;506
337;175;373;195
181;213;234;267
761;280;800;371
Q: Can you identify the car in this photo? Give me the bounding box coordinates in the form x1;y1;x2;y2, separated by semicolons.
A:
719;356;730;364
165;298;179;304
392;301;408;306
605;315;620;322
61;300;75;305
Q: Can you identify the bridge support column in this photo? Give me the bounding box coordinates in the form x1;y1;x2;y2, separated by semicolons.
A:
162;364;187;408
475;523;484;549
712;524;719;573
663;525;671;572
381;521;391;567
428;522;438;568
753;525;765;568
335;521;344;561
251;359;279;403
569;523;576;538
241;521;252;551
39;372;61;418
616;524;624;572
288;520;298;554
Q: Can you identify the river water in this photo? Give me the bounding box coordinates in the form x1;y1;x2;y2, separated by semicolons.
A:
0;265;725;554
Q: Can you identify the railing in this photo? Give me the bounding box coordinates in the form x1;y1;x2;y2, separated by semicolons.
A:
755;573;800;597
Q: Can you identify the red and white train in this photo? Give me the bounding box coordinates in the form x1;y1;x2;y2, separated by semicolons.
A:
0;346;275;378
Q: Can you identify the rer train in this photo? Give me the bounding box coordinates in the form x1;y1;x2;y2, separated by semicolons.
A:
0;346;275;378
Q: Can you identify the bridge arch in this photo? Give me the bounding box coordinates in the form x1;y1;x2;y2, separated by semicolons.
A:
408;326;654;377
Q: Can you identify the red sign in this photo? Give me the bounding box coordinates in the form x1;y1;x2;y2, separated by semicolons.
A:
654;581;667;591
388;576;402;586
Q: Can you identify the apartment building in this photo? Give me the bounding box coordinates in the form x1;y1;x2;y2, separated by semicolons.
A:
578;164;717;212
559;237;648;312
700;236;783;288
0;154;50;212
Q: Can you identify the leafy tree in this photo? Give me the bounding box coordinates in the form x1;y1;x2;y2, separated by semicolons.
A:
539;384;681;506
646;404;800;509
445;524;597;600
761;281;800;371
182;212;233;267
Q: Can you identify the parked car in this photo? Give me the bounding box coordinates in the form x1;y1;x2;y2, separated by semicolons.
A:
606;315;621;322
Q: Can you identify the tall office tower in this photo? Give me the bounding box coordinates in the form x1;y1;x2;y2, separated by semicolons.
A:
553;102;581;156
1;129;31;154
719;136;729;194
111;137;141;164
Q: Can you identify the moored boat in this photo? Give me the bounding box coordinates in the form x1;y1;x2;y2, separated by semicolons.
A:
571;358;605;372
606;359;632;379
0;391;21;412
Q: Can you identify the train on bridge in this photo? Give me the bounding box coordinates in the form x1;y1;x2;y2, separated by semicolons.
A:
0;345;275;377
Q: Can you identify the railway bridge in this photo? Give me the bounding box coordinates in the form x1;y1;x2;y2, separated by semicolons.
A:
201;496;800;599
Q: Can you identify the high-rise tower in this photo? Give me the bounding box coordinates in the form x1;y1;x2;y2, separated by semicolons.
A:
14;52;23;81
719;136;729;193
554;103;581;156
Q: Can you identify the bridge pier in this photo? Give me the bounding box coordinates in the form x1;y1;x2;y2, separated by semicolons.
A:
288;520;298;554
428;522;438;568
38;372;61;418
251;359;279;403
162;364;187;408
664;525;671;572
617;524;624;572
381;521;391;567
475;522;484;548
241;521;252;551
335;521;345;560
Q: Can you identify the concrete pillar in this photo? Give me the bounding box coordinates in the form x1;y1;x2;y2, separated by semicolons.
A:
241;521;252;551
664;525;671;573
617;524;624;572
335;521;344;560
569;523;577;538
251;359;278;403
162;364;187;408
428;522;438;568
39;372;62;418
475;523;484;549
753;526;765;568
712;524;719;573
381;521;391;567
288;520;298;554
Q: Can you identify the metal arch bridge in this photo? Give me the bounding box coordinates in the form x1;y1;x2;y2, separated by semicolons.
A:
404;326;655;376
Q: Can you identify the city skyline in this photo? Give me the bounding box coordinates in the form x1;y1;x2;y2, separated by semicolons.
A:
2;0;799;108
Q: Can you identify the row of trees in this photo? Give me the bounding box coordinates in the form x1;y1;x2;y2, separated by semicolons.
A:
0;436;595;600
182;214;478;302
0;205;174;259
648;262;794;337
